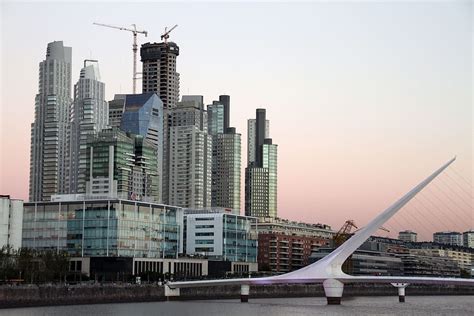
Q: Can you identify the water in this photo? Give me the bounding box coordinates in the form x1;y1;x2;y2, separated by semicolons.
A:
1;296;473;316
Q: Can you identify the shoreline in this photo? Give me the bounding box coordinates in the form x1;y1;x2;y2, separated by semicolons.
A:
0;283;473;309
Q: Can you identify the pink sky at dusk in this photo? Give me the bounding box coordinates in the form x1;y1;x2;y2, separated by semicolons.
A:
0;2;472;238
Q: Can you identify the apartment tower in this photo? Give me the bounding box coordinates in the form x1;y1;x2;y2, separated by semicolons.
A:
245;109;278;218
29;41;72;201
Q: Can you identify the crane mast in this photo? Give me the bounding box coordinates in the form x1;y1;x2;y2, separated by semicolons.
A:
93;22;148;94
161;24;178;44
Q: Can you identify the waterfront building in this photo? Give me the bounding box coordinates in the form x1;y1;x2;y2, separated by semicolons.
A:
397;252;460;277
140;42;180;110
22;198;210;280
166;96;212;208
68;60;108;195
311;248;404;276
409;243;474;275
433;231;463;246
245;109;278;218
0;195;23;249
85;129;159;201
184;209;257;263
463;230;474;248
257;218;333;273
207;95;241;213
29;41;72;201
398;230;417;242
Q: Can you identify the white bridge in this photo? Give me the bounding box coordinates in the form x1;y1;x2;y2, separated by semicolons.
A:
167;157;474;304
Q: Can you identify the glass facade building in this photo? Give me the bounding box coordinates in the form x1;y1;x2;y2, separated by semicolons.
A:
86;129;159;201
245;109;278;218
207;96;242;213
185;211;258;263
22;200;183;258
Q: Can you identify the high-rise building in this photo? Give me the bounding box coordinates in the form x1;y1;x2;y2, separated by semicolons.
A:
433;231;463;246
166;96;212;208
140;42;180;110
85;129;159;201
463;230;474;248
207;95;241;213
398;230;418;242
68;61;108;195
247;118;269;167
104;93;164;201
0;195;23;249
245;109;278;218
29;41;72;201
108;94;126;128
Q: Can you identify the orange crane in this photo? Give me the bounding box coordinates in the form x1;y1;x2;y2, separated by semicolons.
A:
161;24;178;44
93;22;148;94
333;220;358;247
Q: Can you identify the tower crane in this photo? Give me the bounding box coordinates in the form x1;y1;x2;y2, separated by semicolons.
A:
161;24;178;44
93;22;148;94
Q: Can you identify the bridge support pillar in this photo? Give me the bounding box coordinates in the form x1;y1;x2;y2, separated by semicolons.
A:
391;283;408;303
323;279;344;305
165;285;180;301
241;284;250;302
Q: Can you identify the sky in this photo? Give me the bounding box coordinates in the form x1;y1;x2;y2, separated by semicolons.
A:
0;1;472;239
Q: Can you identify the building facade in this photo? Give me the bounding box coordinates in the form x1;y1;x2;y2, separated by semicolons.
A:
433;231;463;246
22;199;183;258
108;94;126;128
245;109;278;218
398;230;417;242
30;41;72;201
0;196;23;249
463;230;474;249
184;211;258;264
140;42;180;110
85;129;159;201
166;96;212;208
257;218;333;273
68;61;108;195
207;95;241;213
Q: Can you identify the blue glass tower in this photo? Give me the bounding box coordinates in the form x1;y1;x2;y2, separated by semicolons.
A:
120;93;164;202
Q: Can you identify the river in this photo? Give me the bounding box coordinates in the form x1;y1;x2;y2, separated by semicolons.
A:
1;296;473;315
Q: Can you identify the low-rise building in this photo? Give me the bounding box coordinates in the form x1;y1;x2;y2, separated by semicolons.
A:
310;248;404;276
184;209;258;275
257;217;333;273
463;230;474;249
398;230;417;243
0;195;23;249
409;242;474;276
22;198;212;280
433;231;462;246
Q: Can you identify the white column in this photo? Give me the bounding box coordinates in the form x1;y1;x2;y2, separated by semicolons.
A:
391;283;409;303
323;279;344;305
241;284;250;303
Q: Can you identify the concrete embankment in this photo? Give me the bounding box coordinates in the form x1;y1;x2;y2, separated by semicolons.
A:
0;283;473;309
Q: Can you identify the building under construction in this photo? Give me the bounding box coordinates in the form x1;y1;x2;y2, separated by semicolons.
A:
140;42;180;110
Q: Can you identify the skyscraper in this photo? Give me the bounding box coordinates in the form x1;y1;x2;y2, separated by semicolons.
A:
29;41;72;201
85;129;159;201
166;96;212;208
207;95;241;213
140;42;180;109
68;60;108;195
245;109;278;218
119;93;164;202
